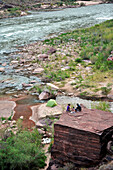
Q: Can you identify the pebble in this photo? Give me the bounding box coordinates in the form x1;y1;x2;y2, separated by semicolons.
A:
0;67;5;72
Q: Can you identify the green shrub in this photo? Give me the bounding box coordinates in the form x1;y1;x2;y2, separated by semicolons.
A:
75;58;82;63
90;55;98;64
1;117;6;121
8;116;12;121
0;129;46;170
57;2;63;6
101;86;112;96
91;101;110;112
79;2;85;6
48;142;53;152
7;7;21;12
33;3;41;8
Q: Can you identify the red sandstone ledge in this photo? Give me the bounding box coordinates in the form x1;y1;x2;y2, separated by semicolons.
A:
55;105;113;135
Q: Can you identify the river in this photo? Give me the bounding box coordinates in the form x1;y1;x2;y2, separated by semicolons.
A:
0;3;113;95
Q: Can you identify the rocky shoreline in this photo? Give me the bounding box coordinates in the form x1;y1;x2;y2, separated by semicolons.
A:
0;0;103;19
4;37;112;101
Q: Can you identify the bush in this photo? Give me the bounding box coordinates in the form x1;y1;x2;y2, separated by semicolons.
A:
7;7;21;12
101;86;112;96
79;2;85;6
90;55;98;64
75;58;82;63
91;101;110;112
33;3;41;8
1;117;6;121
0;129;46;170
57;2;63;6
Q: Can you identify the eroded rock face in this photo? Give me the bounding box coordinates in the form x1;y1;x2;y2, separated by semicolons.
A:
50;105;113;168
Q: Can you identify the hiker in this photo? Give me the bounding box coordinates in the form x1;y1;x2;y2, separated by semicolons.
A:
75;103;81;112
71;107;75;113
66;104;71;112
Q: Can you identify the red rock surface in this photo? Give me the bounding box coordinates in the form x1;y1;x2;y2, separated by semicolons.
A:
51;105;113;167
57;105;113;134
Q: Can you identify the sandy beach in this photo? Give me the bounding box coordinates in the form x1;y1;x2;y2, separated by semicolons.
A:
77;0;103;6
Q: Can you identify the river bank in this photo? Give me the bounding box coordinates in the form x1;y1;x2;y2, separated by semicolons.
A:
0;18;113;101
0;0;103;19
5;19;112;101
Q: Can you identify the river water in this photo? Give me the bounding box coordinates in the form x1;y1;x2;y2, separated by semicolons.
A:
0;4;113;96
0;4;113;54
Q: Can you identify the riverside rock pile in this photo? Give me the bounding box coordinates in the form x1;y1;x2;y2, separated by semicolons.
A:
50;105;113;168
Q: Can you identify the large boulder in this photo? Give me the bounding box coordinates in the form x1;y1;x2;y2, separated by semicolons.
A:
39;91;51;100
50;105;113;168
30;103;62;122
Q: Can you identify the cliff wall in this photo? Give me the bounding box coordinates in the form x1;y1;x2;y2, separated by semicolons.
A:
50;105;113;168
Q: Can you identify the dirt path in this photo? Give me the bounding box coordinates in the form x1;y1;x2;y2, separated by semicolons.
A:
13;103;35;130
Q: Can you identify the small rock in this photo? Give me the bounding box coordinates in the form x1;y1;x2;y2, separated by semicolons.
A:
2;62;7;66
61;66;70;71
38;54;48;61
12;120;16;124
11;60;18;64
21;11;27;16
13;95;19;98
47;47;56;55
2;120;6;124
68;93;74;96
33;68;44;74
36;122;44;128
20;116;24;120
0;67;5;72
38;129;45;135
42;138;51;144
30;80;37;84
22;83;33;87
47;83;59;90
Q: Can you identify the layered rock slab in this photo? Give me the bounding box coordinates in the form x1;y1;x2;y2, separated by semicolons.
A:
0;100;16;118
30;103;62;123
51;105;113;167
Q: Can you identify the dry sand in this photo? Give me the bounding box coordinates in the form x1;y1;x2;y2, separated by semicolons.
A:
77;0;103;6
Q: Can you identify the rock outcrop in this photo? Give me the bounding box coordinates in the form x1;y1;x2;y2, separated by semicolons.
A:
50;105;113;168
0;100;16;118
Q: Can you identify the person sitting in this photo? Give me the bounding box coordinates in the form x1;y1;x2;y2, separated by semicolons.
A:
75;103;81;112
66;104;71;112
71;107;75;113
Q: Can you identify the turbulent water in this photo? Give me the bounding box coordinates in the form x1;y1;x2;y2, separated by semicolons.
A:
0;4;113;54
0;4;113;94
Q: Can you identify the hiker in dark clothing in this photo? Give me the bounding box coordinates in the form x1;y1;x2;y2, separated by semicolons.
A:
66;104;71;112
75;103;81;112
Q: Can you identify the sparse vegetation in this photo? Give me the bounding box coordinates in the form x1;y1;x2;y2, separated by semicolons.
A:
91;101;110;112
